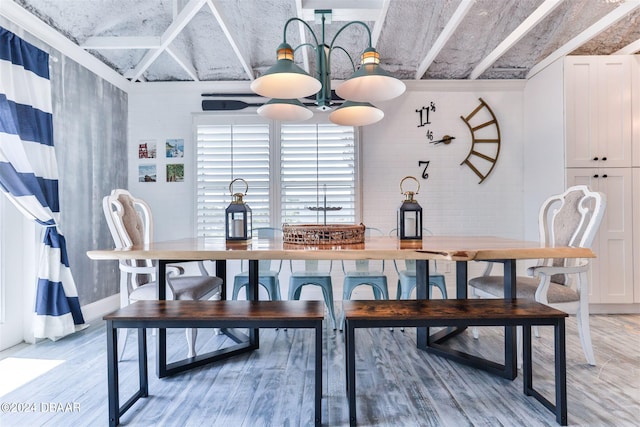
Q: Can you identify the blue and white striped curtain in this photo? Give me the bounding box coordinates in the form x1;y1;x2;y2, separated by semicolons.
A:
0;27;85;340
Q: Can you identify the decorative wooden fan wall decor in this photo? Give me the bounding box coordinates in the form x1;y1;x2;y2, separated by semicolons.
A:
459;98;501;184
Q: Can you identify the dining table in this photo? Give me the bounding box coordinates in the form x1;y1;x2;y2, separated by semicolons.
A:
87;234;594;379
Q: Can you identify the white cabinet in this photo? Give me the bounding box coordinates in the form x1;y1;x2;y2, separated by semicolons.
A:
566;168;634;304
633;56;640;168
634;168;640;303
565;56;633;168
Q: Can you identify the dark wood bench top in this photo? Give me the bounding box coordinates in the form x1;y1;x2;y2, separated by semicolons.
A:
104;300;325;322
343;299;567;321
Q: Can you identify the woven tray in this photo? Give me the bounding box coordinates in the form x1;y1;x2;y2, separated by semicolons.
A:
282;223;366;245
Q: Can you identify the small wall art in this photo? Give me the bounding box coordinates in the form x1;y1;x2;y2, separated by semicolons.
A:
166;138;184;158
166;163;184;182
138;139;157;159
138;164;157;182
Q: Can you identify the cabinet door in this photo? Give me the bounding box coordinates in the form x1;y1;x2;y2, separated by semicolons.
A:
634;168;640;303
565;57;632;168
633;57;640;168
566;168;634;303
565;57;598;168
597;58;632;167
596;168;634;303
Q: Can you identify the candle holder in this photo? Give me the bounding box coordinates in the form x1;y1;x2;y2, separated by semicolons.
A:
225;178;252;241
397;176;422;240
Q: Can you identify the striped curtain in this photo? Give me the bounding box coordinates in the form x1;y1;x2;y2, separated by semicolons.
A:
0;27;85;340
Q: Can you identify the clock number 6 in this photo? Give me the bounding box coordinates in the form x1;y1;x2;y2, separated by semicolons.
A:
418;160;430;179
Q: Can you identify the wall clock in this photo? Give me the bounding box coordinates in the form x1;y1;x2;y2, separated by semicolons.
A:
423;97;501;184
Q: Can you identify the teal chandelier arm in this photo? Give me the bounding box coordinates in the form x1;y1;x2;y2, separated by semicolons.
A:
283;17;320;47
329;20;372;51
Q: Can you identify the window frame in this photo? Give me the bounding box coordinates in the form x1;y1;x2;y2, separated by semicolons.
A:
193;112;362;235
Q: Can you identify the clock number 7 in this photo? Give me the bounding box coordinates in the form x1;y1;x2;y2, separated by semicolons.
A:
418;160;430;179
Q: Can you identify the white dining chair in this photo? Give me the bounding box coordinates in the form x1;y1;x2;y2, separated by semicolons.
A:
103;189;222;360
468;185;606;366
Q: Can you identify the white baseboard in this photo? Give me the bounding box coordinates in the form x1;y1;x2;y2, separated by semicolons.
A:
81;294;120;324
589;303;640;314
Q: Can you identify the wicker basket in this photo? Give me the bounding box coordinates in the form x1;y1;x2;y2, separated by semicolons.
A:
282;223;366;245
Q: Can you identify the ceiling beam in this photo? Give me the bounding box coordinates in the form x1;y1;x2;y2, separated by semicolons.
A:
81;36;161;50
469;0;564;80
527;0;640;78
415;0;474;80
295;0;312;74
128;0;207;82
370;0;390;47
206;0;254;80
613;37;640;54
166;45;199;81
0;0;130;91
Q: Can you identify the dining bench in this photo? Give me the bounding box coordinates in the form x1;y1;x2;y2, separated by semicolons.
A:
104;300;324;427
343;299;568;426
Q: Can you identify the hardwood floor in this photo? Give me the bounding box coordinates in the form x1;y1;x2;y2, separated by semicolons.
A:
0;313;638;426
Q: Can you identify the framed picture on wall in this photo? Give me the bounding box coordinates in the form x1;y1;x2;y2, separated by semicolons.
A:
138;164;157;182
166;163;184;182
166;138;184;158
138;139;157;159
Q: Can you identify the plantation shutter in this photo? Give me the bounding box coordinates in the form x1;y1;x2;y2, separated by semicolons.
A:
196;123;271;237
281;124;356;225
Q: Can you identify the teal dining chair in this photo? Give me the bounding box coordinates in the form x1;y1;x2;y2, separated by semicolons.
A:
232;227;283;300
389;228;448;300
288;259;337;330
339;227;389;330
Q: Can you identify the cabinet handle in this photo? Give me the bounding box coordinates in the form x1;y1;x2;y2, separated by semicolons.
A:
602;157;607;161
593;157;599;161
593;174;599;178
602;174;608;178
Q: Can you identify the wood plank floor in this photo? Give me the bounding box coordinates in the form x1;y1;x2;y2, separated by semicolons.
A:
0;312;638;426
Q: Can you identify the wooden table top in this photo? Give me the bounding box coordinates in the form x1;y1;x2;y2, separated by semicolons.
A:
87;235;595;262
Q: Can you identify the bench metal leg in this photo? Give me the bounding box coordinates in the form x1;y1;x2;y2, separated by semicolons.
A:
107;321;119;427
315;323;323;426
346;321;357;426
523;321;568;426
555;319;567;425
107;325;149;427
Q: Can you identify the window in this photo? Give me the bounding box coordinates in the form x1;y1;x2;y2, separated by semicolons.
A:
195;115;359;237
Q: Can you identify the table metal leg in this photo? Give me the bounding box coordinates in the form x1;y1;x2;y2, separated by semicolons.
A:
504;259;517;380
156;259;257;378
421;259;518;380
416;259;429;349
249;259;260;347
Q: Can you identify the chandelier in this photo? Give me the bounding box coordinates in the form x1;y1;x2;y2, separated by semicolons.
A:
250;10;406;126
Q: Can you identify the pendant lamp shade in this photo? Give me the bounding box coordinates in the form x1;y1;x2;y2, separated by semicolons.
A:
257;98;313;121
335;48;406;102
336;64;406;102
250;43;321;99
329;101;384;126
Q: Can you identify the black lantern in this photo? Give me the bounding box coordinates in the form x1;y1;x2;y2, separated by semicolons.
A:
225;178;252;241
397;176;422;240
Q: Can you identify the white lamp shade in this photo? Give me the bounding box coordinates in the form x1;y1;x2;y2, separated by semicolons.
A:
250;61;321;99
257;99;313;121
329;101;384;126
335;64;406;102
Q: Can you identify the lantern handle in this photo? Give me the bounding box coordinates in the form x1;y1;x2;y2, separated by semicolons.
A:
400;176;420;195
229;178;249;196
